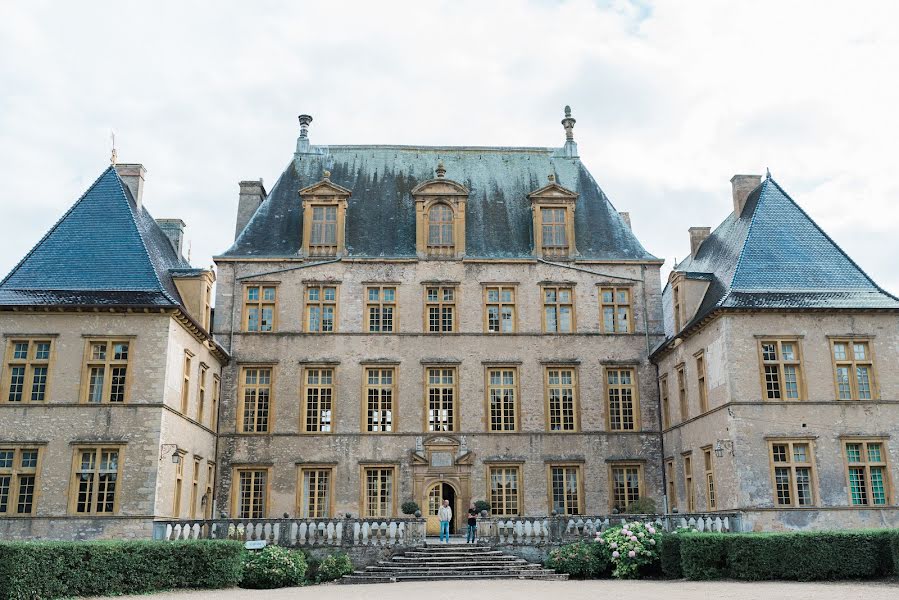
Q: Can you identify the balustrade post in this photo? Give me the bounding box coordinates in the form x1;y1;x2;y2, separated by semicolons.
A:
549;514;564;543
341;516;355;548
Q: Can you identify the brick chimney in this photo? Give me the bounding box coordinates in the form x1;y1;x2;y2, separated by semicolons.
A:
689;227;711;259
235;179;267;240
115;163;146;211
156;219;186;258
618;212;631;229
731;174;762;216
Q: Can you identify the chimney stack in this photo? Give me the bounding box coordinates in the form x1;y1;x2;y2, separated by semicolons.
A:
688;226;711;259
296;114;313;154
560;106;578;158
235;179;267;240
156;219;186;258
115;163;147;211
730;174;761;216
618;212;631;229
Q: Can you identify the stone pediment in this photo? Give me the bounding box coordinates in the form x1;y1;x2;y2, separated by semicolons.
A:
411;179;468;197
299;178;352;198
527;180;578;203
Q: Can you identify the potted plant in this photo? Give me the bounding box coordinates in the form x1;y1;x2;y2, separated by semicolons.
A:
401;500;421;517
474;500;491;518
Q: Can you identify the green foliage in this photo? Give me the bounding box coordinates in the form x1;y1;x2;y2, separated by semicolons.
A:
316;551;354;582
659;534;683;578
595;521;663;579
545;541;610;579
240;545;307;589
0;540;243;600
474;500;491;514
401;500;420;515
891;531;899;576
680;533;730;580
623;497;657;514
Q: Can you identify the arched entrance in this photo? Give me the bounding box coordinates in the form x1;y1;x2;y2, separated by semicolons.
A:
425;481;458;536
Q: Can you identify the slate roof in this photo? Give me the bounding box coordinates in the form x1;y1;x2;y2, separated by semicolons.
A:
0;166;191;308
221;145;657;261
666;175;899;337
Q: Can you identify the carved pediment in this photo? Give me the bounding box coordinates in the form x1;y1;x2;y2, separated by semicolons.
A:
411;178;469;198
299;178;352;199
423;434;460;447
528;179;578;204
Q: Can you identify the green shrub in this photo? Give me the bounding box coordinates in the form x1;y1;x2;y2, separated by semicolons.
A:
316;551;354;582
401;500;420;515
474;500;491;514
659;534;683;578
545;541;610;579
0;540;243;600
891;531;899;576
240;545;307;589
595;521;662;579
680;533;729;580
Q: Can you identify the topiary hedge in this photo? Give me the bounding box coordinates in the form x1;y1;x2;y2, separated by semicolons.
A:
0;540;244;600
680;533;730;580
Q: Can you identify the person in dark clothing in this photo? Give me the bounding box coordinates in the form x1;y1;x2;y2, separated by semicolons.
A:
466;502;478;543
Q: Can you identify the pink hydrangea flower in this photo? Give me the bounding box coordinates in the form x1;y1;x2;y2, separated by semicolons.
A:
610;542;617;549
628;550;636;558
597;537;605;544
631;536;638;542
648;526;656;534
612;551;620;558
649;539;656;545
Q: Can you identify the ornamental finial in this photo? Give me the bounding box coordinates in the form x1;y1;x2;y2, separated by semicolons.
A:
436;160;446;178
323;169;331;180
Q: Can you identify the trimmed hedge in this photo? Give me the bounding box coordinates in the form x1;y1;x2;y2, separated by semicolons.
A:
0;540;244;600
892;532;899;575
680;533;730;580
659;534;683;578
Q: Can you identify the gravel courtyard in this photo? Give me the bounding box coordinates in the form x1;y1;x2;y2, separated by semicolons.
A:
89;578;899;600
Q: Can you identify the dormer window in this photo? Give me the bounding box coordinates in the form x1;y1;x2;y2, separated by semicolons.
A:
427;203;455;249
541;208;569;251
414;162;468;259
310;205;338;249
299;171;351;258
528;175;578;259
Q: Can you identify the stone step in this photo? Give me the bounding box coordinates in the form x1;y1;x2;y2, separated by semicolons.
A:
342;572;567;584
386;557;527;565
403;550;505;556
364;564;544;573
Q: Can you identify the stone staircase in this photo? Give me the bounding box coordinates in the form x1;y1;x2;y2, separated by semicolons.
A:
341;542;568;583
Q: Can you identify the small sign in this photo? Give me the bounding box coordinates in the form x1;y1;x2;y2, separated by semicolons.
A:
245;540;268;550
430;451;453;468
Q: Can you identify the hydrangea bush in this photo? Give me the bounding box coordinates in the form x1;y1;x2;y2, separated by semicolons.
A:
595;521;663;579
240;545;308;589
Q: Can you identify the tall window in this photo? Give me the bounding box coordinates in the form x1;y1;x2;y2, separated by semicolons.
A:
180;351;192;414
546;367;577;431
190;457;201;519
676;364;688;422
243;285;276;332
845;440;890;506
365;367;395;432
543;286;574;333
606;367;638;431
309;205;338;249
487;368;518;431
83;340;130;403
173;452;185;516
660;375;671;429
541;207;568;251
3;339;52;403
71;447;120;515
0;447;39;515
363;467;394;517
427;203;455;248
770;441;815;507
703;447;716;510
366;286;397;333
600;287;632;333
484;286;516;333
695;351;708;413
300;468;332;518
672;282;683;331
489;466;521;516
549;465;581;514
306;285;338;333
301;368;333;433
204;462;215;519
683;454;695;512
426;367;457;431
760;339;802;400
211;375;220;430
235;468;267;518
665;459;677;511
197;364;208;423
239;367;272;433
610;464;643;511
425;286;456;333
832;339;875;400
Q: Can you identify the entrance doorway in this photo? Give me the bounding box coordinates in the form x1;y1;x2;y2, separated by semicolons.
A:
425;482;457;536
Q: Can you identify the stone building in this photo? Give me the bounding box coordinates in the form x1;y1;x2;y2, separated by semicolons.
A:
652;173;899;530
212;111;667;534
0;164;227;539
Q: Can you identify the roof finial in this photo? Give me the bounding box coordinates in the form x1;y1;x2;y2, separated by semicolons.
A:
109;130;117;165
548;173;555;183
298;114;313;139
323;169;331;181
436;160;446;178
561;106;576;142
766;167;771;179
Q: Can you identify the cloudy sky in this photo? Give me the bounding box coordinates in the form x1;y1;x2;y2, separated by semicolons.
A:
2;1;898;294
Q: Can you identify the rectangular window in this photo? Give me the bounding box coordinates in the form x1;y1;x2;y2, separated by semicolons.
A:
426;367;457;431
211;375;220;430
660;375;671;429
832;339;876;400
235;468;268;518
0;447;40;515
546;367;578;431
71;447;121;515
180;352;192;414
484;286;516;333
301;367;333;433
543;286;575;333
197;364;208;423
83;340;130;403
610;464;643;512
683;454;695;512
363;467;394;517
487;368;518;431
489;466;521;516
173;452;185;517
760;339;803;400
425;286;456;333
770;441;815;507
695;351;708;413
204;462;215;519
600;287;632;333
606;367;638;431
703;447;716;510
676;364;688;422
305;285;338;333
666;459;677;511
673;283;683;332
541;208;568;249
845;440;890;506
549;465;581;515
300;467;332;518
243;285;277;332
310;205;338;247
3;339;52;403
365;367;395;432
189;457;201;519
366;286;397;333
239;367;272;433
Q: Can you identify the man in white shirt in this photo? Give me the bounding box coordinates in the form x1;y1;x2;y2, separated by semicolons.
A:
438;499;452;543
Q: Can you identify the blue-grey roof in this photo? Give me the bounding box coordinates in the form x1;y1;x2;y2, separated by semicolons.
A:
0;166;190;308
671;175;899;329
221;145;657;261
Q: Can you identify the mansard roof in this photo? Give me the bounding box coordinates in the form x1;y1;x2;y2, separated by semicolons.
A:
221;145;657;261
671;175;899;330
0;166;191;308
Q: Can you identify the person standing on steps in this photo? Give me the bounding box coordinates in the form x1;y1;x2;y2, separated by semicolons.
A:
438;499;452;543
466;502;478;544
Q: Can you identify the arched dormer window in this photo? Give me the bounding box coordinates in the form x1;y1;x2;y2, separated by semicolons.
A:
427;203;455;249
413;162;468;259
